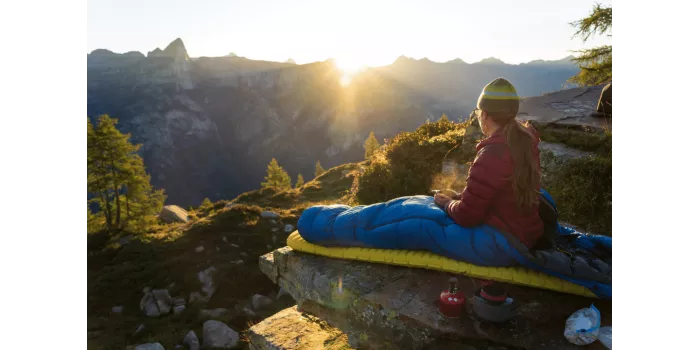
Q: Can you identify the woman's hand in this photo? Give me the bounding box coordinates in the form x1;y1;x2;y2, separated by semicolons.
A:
434;193;453;209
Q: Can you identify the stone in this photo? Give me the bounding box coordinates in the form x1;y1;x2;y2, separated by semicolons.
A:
111;306;123;314
248;307;351;350
231;260;244;265
230;243;240;248
140;292;161;317
240;252;249;258
183;330;200;350
173;305;186;315
198;308;230;319
259;247;612;349
134;324;145;335
261;211;280;219
252;294;274;310
518;84;611;130
195;246;204;253
202;320;239;349
172;297;187;306
152;289;173;314
134;343;165;350
198;266;217;298
271;228;279;232
284;224;295;233
159;205;189;223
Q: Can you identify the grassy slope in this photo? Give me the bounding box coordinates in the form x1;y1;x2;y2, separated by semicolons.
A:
87;163;365;349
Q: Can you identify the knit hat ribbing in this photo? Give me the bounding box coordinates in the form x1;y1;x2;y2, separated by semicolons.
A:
476;78;520;117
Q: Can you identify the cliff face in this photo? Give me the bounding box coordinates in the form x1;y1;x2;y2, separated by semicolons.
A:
87;38;580;206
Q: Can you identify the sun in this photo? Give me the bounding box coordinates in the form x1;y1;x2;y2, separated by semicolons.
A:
334;56;366;87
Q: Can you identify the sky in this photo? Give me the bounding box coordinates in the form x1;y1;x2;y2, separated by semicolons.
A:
87;0;612;69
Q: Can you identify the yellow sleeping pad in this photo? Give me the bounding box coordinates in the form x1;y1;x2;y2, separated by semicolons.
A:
287;231;597;298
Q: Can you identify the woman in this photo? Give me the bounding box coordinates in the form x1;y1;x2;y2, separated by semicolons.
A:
434;78;544;248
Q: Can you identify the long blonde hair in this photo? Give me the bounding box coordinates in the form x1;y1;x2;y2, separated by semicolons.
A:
492;116;540;210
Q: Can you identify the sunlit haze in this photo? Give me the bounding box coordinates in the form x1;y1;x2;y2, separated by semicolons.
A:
88;0;611;70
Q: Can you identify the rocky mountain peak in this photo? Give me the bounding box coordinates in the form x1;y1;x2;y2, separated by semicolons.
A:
475;57;506;65
148;38;190;60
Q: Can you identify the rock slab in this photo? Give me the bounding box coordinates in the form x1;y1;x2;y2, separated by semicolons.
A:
259;247;612;350
248;306;352;350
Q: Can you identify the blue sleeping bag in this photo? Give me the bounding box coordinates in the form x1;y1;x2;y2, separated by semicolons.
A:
297;191;612;299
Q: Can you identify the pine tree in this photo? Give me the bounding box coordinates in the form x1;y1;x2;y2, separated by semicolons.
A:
364;131;381;160
200;197;213;209
88;115;165;231
261;158;292;189
295;174;305;189
569;4;612;86
315;160;325;178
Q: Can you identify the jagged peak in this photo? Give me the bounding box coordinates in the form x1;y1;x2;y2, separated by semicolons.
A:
148;38;189;60
474;57;505;65
446;58;465;64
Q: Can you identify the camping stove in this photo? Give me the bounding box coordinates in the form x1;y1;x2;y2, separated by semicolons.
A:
439;277;465;318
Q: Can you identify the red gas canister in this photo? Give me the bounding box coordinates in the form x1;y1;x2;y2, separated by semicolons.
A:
438;277;465;318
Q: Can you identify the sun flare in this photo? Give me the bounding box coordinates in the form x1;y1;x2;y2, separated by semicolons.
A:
334;56;366;87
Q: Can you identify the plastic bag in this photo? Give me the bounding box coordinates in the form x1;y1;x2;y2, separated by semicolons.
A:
598;326;612;349
564;304;601;345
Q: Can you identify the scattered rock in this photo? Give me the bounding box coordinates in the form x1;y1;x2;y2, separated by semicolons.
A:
172;297;187;306
134;343;165;350
195;246;204;253
230;243;240;248
284;224;295;233
159;205;189;223
198;266;217;298
173;305;186;315
143;287;152;293
231;260;244;265
261;211;280;219
175;345;183;349
140;292;161;317
184;330;200;350
202;320;240;349
199;308;230;319
240;252;249;258
252;294;274;310
134;324;145;335
152;289;173;314
119;235;134;245
271;228;279;232
189;291;208;305
112;306;123;314
222;236;228;243
269;219;278;225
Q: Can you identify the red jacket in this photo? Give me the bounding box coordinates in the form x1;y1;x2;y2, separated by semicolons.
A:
446;126;544;248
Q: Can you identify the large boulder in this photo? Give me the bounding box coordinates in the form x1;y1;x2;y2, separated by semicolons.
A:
159;205;189;223
259;247;612;350
198;266;217;299
139;292;161;317
202;320;239;348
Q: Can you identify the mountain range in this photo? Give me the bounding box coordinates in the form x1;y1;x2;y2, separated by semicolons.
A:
87;38;580;206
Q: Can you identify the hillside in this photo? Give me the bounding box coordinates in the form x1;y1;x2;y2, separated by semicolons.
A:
87;115;611;349
87;38;580;206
